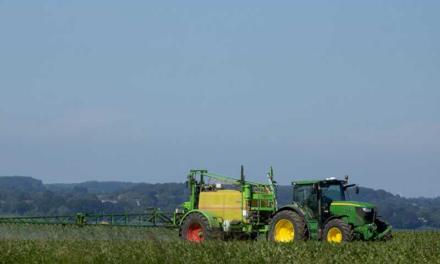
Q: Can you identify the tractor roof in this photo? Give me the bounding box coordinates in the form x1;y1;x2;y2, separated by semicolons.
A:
292;180;320;185
292;178;344;185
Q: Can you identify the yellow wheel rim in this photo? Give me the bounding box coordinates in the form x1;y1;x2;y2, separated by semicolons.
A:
274;219;294;242
327;227;343;243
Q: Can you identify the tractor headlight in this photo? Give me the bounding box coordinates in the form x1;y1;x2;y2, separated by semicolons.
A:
361;207;372;213
356;207;375;223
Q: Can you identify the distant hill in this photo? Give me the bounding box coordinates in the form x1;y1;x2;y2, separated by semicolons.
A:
0;176;45;192
0;176;439;229
47;181;137;194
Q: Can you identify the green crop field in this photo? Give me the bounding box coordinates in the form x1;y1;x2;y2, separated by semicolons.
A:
0;225;438;264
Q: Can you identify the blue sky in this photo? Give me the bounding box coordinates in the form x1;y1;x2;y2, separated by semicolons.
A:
0;1;439;197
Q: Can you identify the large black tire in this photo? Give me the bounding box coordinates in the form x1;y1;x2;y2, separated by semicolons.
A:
179;212;214;242
323;218;353;243
268;210;307;242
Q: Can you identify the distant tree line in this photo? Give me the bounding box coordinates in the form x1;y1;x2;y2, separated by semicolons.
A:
0;176;438;229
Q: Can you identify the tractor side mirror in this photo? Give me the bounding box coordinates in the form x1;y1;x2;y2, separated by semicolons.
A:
355;186;360;194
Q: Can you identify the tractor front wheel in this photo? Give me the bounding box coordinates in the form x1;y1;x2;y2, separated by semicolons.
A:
324;218;353;243
180;213;212;242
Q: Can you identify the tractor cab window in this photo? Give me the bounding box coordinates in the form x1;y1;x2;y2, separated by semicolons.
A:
293;184;318;217
320;183;345;206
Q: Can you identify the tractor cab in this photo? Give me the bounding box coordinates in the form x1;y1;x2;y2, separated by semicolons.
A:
292;177;355;221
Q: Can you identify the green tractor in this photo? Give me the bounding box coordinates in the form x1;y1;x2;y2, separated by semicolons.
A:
268;176;392;243
176;167;277;242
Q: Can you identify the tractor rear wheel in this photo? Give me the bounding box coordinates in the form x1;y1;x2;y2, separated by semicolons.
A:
268;210;307;242
324;218;353;243
180;213;213;242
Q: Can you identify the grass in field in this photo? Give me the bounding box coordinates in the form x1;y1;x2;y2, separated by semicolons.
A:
0;225;439;263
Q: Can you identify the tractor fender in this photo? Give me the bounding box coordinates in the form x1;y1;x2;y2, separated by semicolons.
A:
273;204;307;220
323;215;349;227
178;209;219;230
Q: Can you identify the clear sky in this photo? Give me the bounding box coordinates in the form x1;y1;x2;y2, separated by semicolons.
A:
0;1;439;197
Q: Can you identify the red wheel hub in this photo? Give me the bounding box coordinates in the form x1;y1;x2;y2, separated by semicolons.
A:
187;223;204;242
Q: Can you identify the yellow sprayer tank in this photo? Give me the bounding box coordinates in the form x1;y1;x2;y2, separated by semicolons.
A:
198;190;242;221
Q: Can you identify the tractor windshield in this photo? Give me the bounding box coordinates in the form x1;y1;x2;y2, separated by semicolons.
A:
320;182;345;203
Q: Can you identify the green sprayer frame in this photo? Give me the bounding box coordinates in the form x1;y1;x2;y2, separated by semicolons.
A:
0;208;175;228
0;167;275;236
